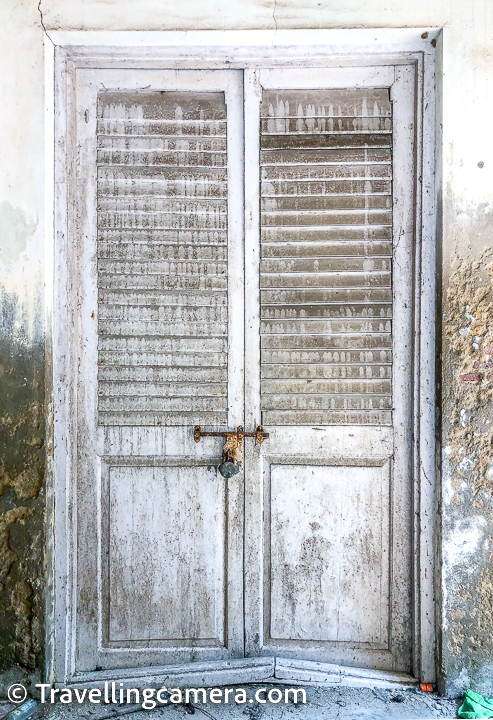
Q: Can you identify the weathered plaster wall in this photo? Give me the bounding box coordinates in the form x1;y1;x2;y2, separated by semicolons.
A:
0;0;46;692
1;0;492;698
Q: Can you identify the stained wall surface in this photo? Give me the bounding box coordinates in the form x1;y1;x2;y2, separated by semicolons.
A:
0;0;492;697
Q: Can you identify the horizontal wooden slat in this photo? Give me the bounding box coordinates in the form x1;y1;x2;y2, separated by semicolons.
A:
260;272;391;289
261;288;393;304
261;303;392;319
260;319;391;334
98;290;227;307
261;226;391;242
98;381;227;397
261;117;392;134
98;304;228;322
98;166;227;182
98;242;227;261
98;212;227;230
261;210;391;227
261;148;391;166
262;410;392;425
99;366;228;382
261;394;392;410
98;136;227;151
261;179;391;195
98;180;227;198
98;197;227;212
99;351;227;367
98;274;227;291
98;229;227;244
261;133;391;150
261;195;391;211
99;92;227;120
261;364;391;379
261;241;392;258
97;150;227;167
99;396;228;412
262;164;391;180
97;120;227;136
262;379;391;394
98;321;227;337
261;334;391;350
261;350;392;364
260;258;390;273
261;89;391;117
98;336;226;354
98;412;228;427
99;260;226;276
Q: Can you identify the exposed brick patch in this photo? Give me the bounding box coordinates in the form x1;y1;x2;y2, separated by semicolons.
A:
473;360;493;369
459;373;481;382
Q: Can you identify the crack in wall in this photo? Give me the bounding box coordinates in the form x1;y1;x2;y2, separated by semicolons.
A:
37;0;55;46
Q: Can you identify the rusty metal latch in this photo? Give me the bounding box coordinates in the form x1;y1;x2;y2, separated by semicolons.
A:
194;425;269;479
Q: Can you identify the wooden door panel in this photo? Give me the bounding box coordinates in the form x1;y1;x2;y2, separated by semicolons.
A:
104;463;226;647
268;462;390;645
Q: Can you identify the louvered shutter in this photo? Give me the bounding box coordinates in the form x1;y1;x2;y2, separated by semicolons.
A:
259;89;393;426
96;91;229;427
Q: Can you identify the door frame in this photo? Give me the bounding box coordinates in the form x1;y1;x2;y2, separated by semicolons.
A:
45;28;439;686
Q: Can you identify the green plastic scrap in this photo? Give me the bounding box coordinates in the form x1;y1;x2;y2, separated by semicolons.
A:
459;689;493;718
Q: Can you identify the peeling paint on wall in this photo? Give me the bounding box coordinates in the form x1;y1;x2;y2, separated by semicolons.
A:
0;203;38;266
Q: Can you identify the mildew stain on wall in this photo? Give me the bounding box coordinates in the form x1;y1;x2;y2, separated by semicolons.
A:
0;196;45;681
0;290;45;676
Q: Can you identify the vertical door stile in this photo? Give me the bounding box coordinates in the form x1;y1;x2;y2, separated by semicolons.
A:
225;75;245;430
223;72;246;656
389;63;416;669
75;70;100;671
243;69;263;658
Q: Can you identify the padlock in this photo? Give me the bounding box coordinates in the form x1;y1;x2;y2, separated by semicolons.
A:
218;460;241;478
218;433;243;479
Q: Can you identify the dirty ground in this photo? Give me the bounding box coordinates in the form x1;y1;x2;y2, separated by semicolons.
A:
0;686;460;720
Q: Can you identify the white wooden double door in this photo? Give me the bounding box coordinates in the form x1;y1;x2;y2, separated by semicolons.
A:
72;64;415;677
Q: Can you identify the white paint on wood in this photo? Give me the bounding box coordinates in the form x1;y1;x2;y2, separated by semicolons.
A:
69;68;245;673
274;658;417;689
269;463;390;644
259;87;393;427
106;464;225;645
96;91;229;428
65;657;275;689
245;65;415;673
